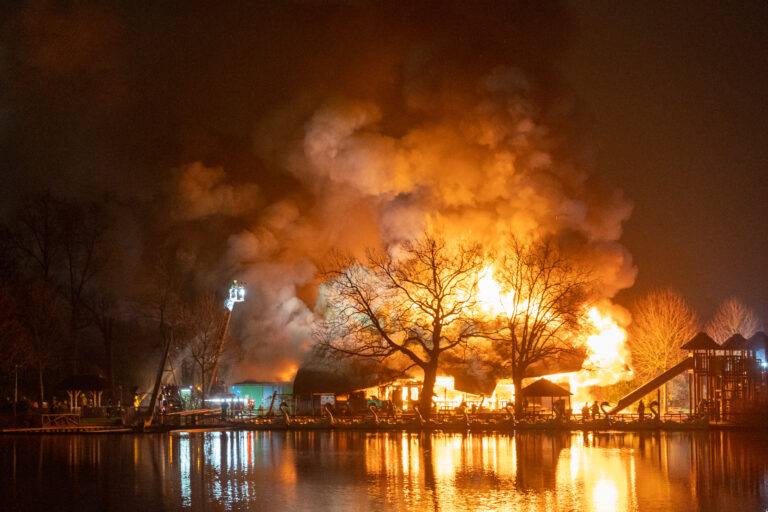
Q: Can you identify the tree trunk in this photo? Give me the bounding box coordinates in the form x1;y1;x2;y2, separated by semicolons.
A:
39;367;45;407
71;311;79;373
419;362;438;420
102;317;115;402
513;375;524;418
200;363;207;407
106;336;115;402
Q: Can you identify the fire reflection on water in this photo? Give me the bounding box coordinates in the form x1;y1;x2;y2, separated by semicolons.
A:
3;431;768;511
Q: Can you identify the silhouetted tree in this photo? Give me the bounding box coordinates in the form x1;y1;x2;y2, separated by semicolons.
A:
59;201;113;371
141;246;189;419
628;289;698;413
706;297;761;344
10;194;63;283
317;232;484;419
17;281;67;404
182;292;228;406
0;283;33;397
483;235;592;418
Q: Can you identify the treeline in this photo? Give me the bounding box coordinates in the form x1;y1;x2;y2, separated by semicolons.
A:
0;193;235;408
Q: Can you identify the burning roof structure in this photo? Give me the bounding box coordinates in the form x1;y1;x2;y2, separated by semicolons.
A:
519;379;572;398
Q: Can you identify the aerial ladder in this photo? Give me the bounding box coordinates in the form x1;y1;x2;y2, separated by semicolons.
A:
206;281;247;397
144;281;246;427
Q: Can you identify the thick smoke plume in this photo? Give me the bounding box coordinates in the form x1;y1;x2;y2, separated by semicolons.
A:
1;1;635;381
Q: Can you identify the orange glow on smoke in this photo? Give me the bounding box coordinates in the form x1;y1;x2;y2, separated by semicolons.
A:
279;364;299;382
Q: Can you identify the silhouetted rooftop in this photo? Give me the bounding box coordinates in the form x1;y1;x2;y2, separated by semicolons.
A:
722;333;749;350
681;332;720;351
747;331;768;351
519;378;571;397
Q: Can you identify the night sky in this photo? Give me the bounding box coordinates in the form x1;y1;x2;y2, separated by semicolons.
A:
1;0;766;330
562;1;768;318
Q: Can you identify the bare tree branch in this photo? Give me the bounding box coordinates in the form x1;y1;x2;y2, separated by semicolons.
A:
480;234;593;417
705;297;761;344
316;231;484;418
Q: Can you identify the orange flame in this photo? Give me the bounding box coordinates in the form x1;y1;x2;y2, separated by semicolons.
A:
477;266;515;315
474;266;632;406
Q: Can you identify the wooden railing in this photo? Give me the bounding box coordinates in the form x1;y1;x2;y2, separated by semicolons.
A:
41;414;80;427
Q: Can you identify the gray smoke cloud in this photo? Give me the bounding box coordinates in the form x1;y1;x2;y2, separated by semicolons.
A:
0;1;635;380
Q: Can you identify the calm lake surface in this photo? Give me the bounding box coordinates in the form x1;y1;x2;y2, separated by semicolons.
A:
2;430;768;512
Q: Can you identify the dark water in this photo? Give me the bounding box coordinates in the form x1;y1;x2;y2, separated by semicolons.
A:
2;430;768;512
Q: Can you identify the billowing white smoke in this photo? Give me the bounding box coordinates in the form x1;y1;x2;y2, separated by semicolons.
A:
1;2;634;383
173;65;636;381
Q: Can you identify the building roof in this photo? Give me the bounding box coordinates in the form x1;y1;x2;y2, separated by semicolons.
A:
522;349;586;378
452;371;497;396
232;380;291;386
722;333;749;350
681;332;720;351
519;378;572;397
747;331;768;351
292;363;400;396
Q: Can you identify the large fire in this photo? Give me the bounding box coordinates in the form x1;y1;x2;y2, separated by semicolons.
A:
546;308;633;407
477;266;515;315
360;264;633;412
471;265;632;408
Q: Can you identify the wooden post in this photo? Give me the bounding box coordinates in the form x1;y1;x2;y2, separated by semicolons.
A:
688;371;692;415
657;388;661;419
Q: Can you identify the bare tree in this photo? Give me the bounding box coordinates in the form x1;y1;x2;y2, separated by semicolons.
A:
60;201;113;372
11;194;63;283
0;283;33;406
484;235;593;418
141;248;188;420
706;297;761;344
182;292;228;406
16;280;67;405
10;195;113;372
317;233;484;419
628;289;699;412
84;292;120;399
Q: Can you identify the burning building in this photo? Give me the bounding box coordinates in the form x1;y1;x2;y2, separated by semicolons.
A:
153;3;639;402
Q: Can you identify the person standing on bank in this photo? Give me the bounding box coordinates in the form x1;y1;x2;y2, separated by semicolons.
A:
591;401;600;420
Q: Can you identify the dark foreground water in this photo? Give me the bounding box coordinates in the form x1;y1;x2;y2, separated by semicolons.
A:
2;430;768;512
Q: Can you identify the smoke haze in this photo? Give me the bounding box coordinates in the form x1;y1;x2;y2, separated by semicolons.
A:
1;1;635;380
